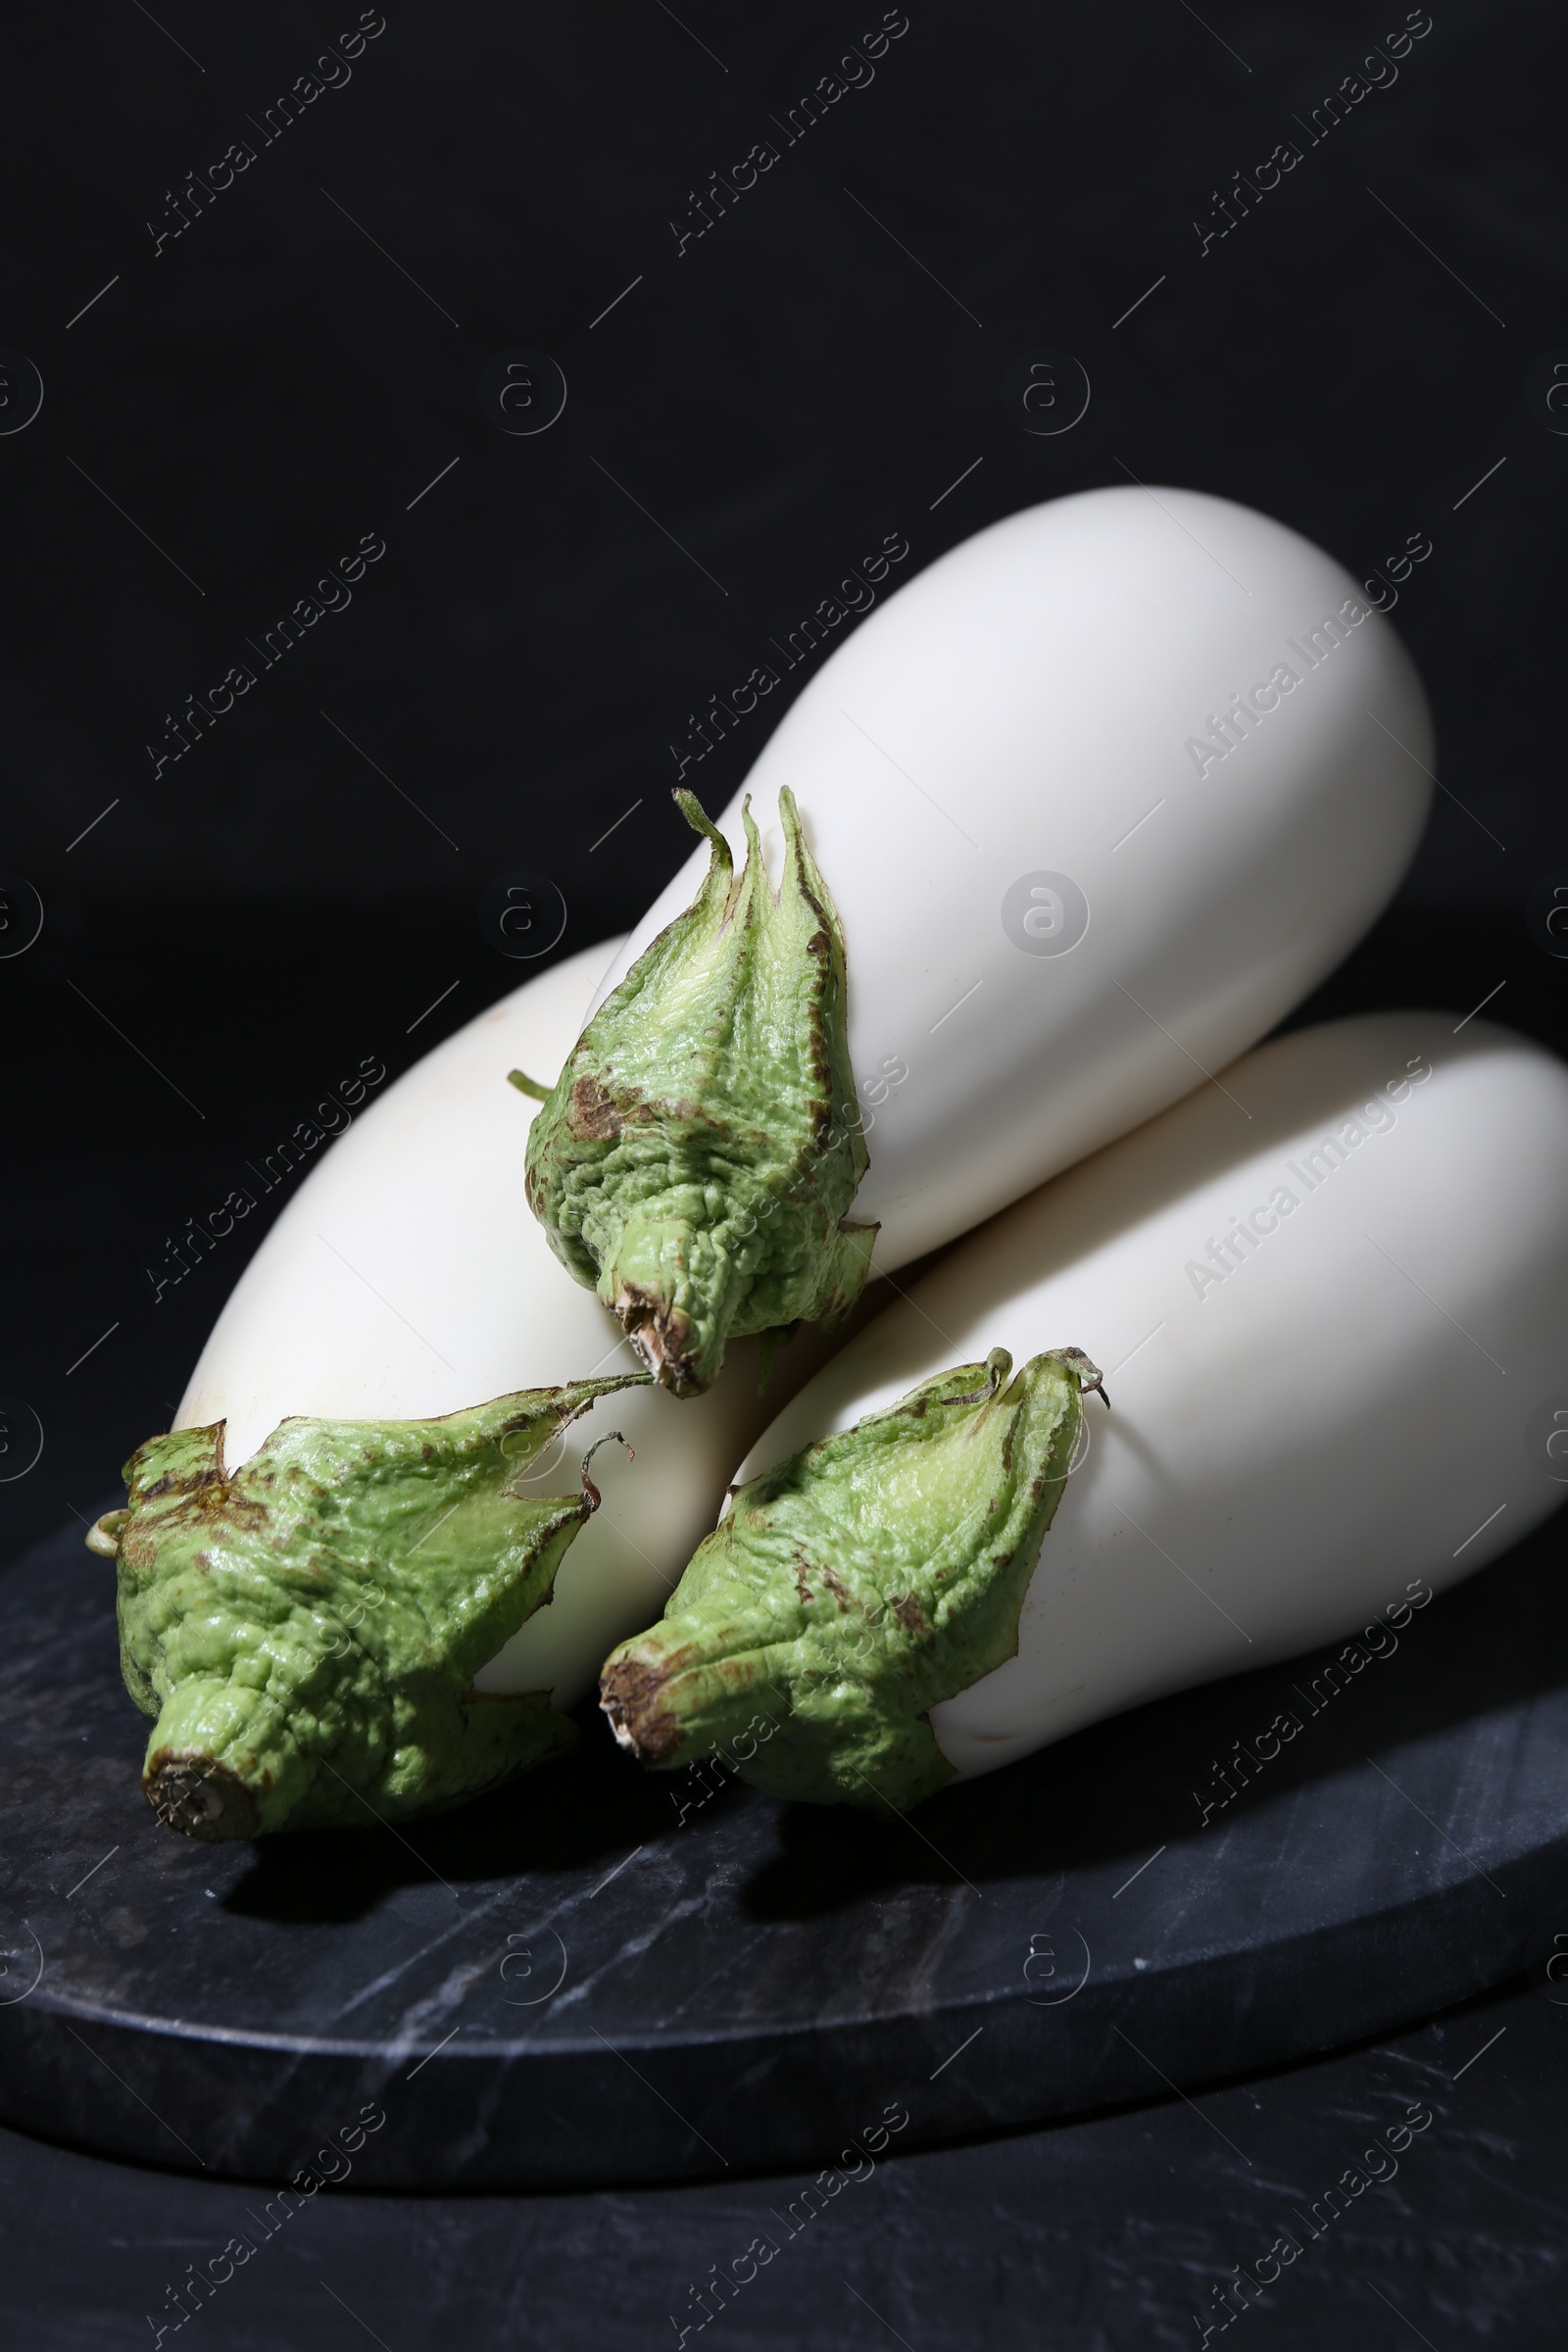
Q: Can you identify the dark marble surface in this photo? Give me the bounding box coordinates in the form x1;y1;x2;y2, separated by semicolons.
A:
2;1974;1563;2349
5;1498;1567;2193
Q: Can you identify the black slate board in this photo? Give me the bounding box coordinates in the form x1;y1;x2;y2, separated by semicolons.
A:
1;1509;1565;2190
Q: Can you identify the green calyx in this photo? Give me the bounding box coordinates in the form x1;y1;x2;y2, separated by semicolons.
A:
90;1376;647;1841
600;1347;1104;1811
521;788;877;1398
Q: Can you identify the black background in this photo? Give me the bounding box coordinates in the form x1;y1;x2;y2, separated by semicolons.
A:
2;1;1565;2342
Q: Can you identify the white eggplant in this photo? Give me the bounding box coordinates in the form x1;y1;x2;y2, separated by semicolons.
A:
595;485;1434;1273
728;1012;1568;1779
175;944;844;1708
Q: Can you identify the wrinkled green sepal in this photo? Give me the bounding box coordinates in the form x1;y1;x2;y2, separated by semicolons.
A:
93;1376;647;1840
522;788;877;1397
600;1348;1102;1811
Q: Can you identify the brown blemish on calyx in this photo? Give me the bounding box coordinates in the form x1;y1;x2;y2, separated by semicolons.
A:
600;1655;684;1765
614;1284;701;1396
566;1074;627;1142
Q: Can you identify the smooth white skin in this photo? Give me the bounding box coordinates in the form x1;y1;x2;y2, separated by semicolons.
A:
596;486;1434;1271
176;945;840;1708
735;1014;1568;1778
